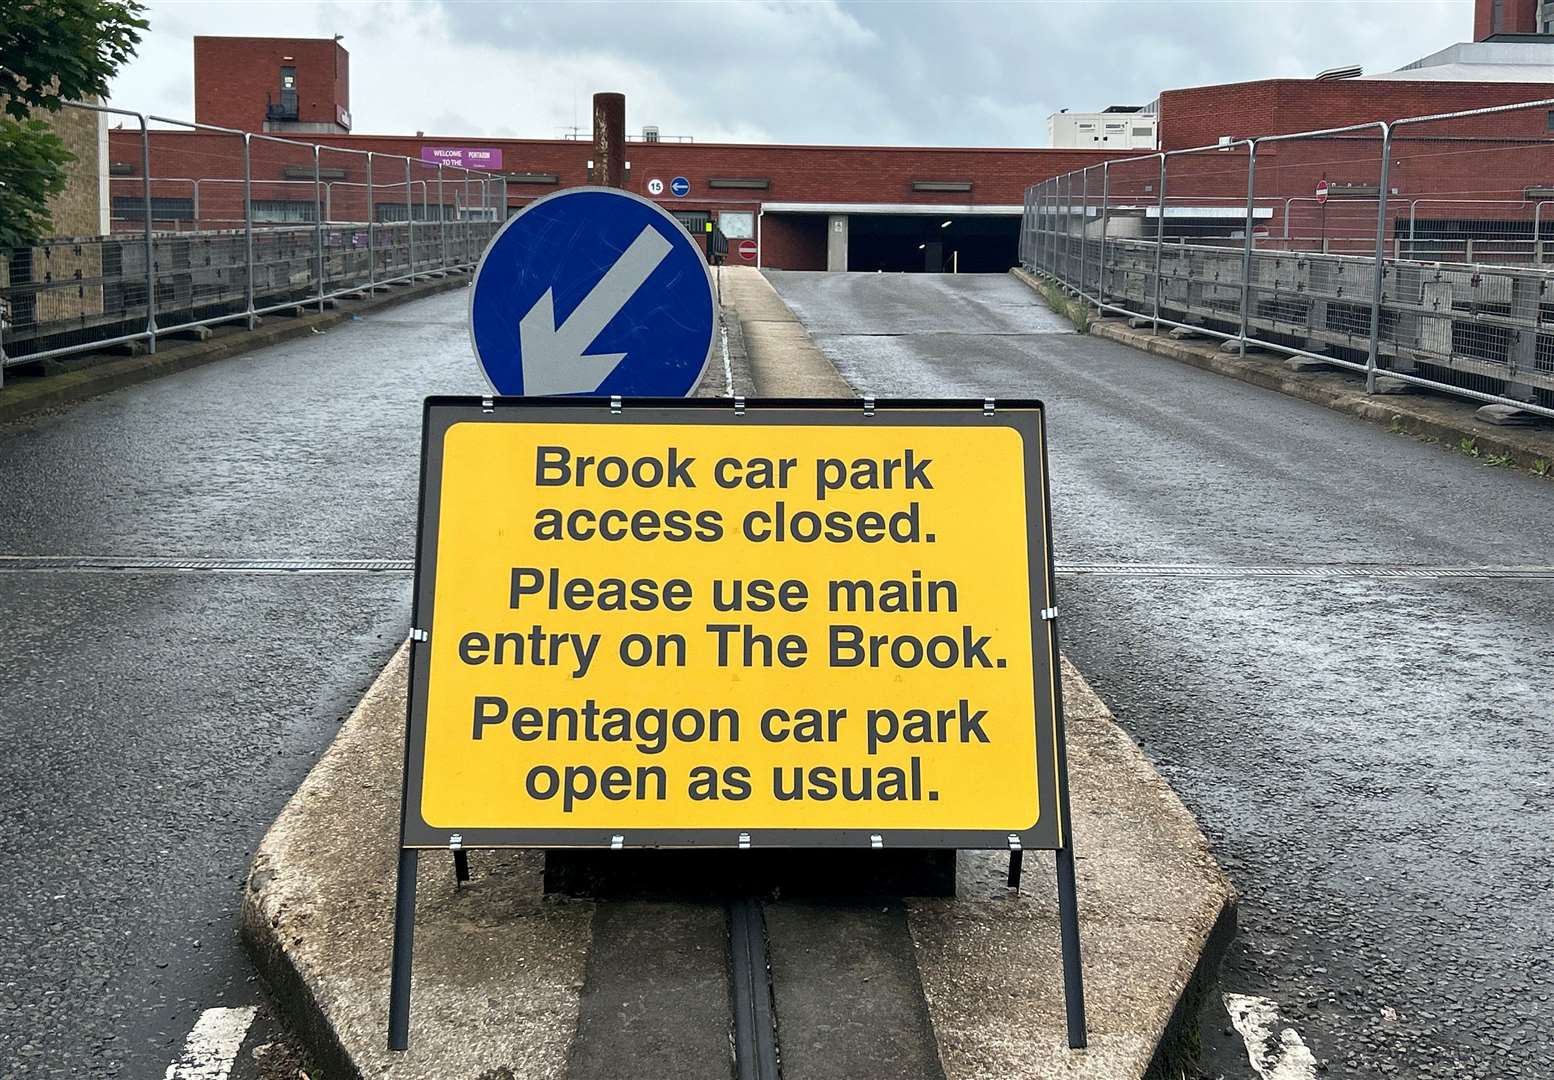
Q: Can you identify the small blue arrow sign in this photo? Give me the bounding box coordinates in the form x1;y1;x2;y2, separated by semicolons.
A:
469;187;715;396
670;176;690;198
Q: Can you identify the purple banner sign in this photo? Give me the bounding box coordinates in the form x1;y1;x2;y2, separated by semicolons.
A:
419;146;503;170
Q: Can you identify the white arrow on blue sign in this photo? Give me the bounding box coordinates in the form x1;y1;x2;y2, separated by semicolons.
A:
469;187;715;397
670;176;690;198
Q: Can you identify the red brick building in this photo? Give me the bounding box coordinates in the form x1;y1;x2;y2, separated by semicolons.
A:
112;30;1554;270
193;36;351;135
1475;0;1543;39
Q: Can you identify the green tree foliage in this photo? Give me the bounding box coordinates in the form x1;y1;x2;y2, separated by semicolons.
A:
0;120;75;252
0;0;148;252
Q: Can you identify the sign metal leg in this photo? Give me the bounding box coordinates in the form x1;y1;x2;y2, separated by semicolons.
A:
387;848;419;1051
1007;848;1023;891
1056;844;1087;1049
453;848;470;884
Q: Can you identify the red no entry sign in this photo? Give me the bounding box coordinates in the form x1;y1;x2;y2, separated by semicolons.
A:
1315;179;1329;205
737;239;758;261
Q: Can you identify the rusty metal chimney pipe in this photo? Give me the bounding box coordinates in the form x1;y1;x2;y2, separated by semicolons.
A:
591;92;625;188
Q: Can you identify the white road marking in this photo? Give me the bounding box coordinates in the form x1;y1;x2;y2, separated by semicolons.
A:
1224;992;1318;1080
164;1006;258;1080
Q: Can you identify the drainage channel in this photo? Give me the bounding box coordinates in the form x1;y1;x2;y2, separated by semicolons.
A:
552;850;954;1080
730;897;780;1080
6;555;1554;580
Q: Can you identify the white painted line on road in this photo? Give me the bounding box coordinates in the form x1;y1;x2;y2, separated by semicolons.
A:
1225;993;1318;1080
720;317;735;397
164;1006;257;1080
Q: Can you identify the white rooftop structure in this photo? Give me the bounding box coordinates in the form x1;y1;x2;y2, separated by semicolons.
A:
1368;38;1554;81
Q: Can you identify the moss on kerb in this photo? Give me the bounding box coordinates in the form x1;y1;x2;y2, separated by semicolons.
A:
1024;271;1091;334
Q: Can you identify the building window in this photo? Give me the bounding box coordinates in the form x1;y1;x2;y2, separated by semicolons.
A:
718;211;755;239
281;66;296;90
251;199;316;223
375;202;444;222
112;196;194;221
672;210;710;237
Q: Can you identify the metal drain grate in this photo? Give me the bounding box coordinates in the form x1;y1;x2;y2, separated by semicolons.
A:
1056;563;1554;580
0;556;415;573
2;556;1551;580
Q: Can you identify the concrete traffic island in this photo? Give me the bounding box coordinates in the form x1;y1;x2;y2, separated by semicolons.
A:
241;266;1235;1079
242;648;1233;1079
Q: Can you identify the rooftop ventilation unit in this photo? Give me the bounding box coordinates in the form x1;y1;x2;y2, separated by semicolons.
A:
1316;64;1363;80
643;125;660;143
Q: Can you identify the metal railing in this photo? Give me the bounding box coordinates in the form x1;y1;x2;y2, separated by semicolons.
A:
0;102;508;386
1020;97;1554;419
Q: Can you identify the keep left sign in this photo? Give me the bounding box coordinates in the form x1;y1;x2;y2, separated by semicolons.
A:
468;187;715;397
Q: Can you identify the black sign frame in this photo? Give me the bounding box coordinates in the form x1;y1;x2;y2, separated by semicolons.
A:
387;396;1085;1052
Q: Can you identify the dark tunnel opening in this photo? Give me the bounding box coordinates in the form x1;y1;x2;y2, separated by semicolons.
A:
845;214;1020;273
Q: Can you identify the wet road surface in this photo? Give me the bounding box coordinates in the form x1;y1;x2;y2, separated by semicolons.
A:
766;269;1554;1080
0;288;486;1078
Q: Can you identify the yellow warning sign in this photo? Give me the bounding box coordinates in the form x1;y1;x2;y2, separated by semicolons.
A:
400;399;1065;850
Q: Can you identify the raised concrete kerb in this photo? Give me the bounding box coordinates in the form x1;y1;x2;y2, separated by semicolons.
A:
241;645;591;1080
720;265;854;397
911;659;1237;1080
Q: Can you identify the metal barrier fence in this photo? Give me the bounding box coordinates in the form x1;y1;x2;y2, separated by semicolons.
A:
0;102;507;385
1021;97;1554;420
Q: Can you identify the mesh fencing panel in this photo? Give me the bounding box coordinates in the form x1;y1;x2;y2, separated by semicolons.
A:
1383;103;1554;412
1023;98;1554;418
322;146;373;295
1;103;506;376
4;106;154;365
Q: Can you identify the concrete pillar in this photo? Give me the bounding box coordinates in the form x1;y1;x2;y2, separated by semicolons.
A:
827;214;849;272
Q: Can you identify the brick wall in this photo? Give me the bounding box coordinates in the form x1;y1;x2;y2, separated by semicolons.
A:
194;37;347;132
33;104;106;321
1476;0;1540;38
1158;78;1554;152
760;214;827;270
45;104;106;238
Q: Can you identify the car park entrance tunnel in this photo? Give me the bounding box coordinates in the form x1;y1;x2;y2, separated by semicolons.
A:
757;210;1022;273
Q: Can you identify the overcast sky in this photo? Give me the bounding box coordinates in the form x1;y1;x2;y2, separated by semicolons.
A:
108;0;1476;146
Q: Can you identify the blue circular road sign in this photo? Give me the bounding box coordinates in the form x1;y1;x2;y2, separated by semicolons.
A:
670;176;691;198
469;187;715;397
